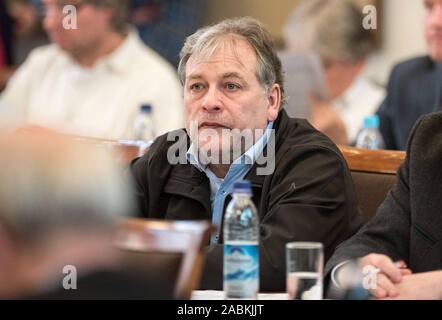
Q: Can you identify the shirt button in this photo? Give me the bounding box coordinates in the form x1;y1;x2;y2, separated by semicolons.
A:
222;190;227;195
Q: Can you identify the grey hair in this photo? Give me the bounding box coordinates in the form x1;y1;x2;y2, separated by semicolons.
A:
284;0;376;63
0;135;133;246
84;0;128;33
178;17;286;106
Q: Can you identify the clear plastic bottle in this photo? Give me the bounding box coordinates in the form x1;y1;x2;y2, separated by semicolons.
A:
355;115;385;150
132;104;155;155
223;180;259;299
133;104;155;141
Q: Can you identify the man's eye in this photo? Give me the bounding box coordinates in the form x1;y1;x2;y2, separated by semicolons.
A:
190;84;204;91
225;83;240;91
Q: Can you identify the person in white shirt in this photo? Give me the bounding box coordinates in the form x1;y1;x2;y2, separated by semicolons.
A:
282;0;385;145
331;77;384;144
0;0;184;140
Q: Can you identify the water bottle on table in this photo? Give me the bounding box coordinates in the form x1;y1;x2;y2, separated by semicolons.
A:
132;104;155;156
355;115;385;150
223;180;259;299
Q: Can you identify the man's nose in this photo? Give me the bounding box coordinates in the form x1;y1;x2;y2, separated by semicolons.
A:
201;87;223;113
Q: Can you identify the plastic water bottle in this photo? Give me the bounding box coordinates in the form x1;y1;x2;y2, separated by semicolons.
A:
355;115;385;150
133;104;155;141
133;104;155;155
223;180;259;299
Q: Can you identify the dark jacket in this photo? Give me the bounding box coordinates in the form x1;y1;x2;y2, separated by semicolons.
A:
131;110;361;291
326;112;442;278
377;56;442;150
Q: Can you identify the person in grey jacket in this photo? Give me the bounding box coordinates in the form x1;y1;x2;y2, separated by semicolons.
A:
326;112;442;300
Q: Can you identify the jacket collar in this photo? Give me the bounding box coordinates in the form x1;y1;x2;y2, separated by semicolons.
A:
244;109;290;187
167;109;290;195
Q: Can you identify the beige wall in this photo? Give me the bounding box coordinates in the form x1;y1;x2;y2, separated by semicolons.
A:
204;0;428;85
205;0;300;44
365;0;427;84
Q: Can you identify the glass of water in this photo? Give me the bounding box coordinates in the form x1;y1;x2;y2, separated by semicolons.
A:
286;242;324;300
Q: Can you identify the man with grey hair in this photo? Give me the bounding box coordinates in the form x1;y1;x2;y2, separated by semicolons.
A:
0;0;183;139
282;0;383;145
131;17;361;291
0;128;171;299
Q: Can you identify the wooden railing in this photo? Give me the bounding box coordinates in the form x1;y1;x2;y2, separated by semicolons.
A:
76;137;407;175
338;145;405;175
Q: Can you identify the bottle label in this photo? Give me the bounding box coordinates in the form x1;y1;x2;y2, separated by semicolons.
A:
223;242;259;298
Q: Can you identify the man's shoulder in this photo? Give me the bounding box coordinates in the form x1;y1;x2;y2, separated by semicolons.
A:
409;112;442;153
415;111;442;126
150;128;188;153
24;44;63;65
279;116;345;163
1;44;64;91
391;56;437;77
135;129;188;168
128;33;179;79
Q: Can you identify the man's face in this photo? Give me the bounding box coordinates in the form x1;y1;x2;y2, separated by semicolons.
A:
42;0;113;55
424;0;442;61
183;36;280;162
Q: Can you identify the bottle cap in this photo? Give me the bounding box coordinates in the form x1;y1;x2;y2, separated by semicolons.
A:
363;115;379;129
140;104;152;113
233;180;252;194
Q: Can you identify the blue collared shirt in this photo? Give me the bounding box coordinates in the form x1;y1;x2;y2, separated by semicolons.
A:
186;122;273;245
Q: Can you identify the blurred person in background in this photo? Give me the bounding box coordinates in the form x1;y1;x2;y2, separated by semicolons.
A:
0;128;171;299
0;0;15;91
376;0;442;150
130;0;206;67
0;0;184;140
282;0;384;145
9;0;49;65
1;0;49;91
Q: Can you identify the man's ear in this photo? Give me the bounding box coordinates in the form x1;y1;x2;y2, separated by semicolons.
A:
267;83;281;121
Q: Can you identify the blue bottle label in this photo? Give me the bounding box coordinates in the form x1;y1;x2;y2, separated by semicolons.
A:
223;242;259;298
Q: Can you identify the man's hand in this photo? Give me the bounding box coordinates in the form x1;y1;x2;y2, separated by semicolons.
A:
359;253;412;299
382;271;442;300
